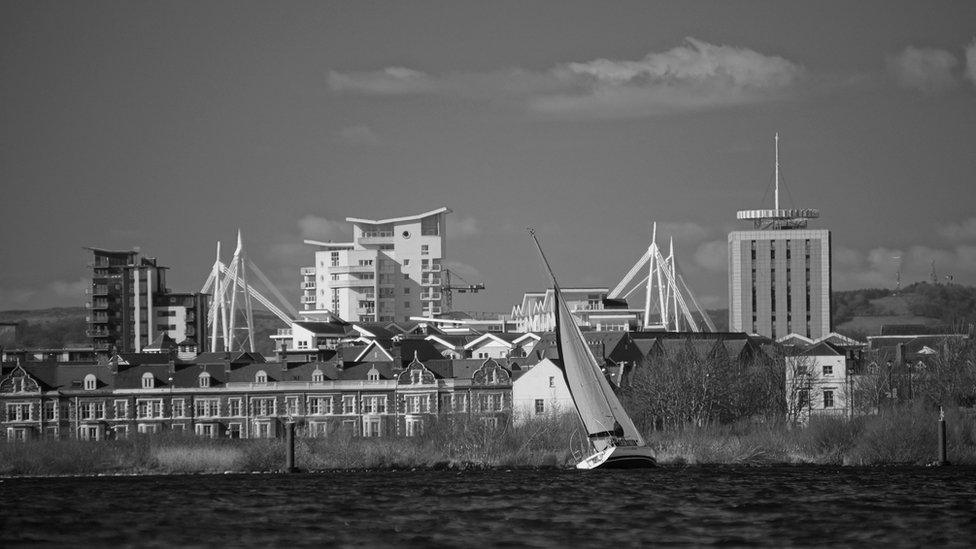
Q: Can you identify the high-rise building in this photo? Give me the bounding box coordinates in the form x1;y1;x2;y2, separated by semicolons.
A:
302;207;450;323
728;135;831;340
85;248;208;353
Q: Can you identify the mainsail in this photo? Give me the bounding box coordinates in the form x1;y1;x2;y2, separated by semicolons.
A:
553;285;645;450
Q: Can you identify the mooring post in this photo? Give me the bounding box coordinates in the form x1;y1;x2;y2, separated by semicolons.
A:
937;406;949;466
285;420;297;473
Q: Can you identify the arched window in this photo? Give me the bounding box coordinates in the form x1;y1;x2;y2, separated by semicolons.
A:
367;367;380;381
84;374;97;391
198;372;211;388
141;372;155;389
255;370;268;384
312;369;324;383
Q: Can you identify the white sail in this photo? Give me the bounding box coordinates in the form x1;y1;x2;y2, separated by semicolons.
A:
554;286;645;448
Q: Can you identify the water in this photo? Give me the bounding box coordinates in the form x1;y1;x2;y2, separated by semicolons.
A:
3;466;975;547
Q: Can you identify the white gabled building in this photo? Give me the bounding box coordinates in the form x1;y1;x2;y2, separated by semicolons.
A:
510;288;642;333
512;358;574;424
301;207;450;323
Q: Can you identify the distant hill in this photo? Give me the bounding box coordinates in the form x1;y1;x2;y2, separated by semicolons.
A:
0;307;285;355
706;282;976;340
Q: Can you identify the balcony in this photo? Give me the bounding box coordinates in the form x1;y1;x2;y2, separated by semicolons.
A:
425;307;443;316
421;292;442;301
300;267;316;275
357;308;376;316
87;313;109;324
330;265;375;274
301;282;317;290
90;299;109;310
421;278;441;286
300;296;317;304
87;259;111;268
422;264;442;273
86;328;111;338
91;285;109;296
332;278;375;288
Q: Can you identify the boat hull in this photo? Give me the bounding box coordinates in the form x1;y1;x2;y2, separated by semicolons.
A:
575;445;657;470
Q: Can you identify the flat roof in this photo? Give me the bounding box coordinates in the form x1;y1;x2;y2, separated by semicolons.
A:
346;207;451;225
303;240;355;248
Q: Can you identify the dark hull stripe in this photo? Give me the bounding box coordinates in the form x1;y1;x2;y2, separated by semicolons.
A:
599;455;657;469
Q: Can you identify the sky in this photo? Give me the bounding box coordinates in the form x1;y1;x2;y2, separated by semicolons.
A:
2;0;975;315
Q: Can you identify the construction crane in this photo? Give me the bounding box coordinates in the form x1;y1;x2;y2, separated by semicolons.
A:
441;268;485;313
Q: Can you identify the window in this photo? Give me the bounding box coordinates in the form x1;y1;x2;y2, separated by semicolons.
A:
80;402;105;421
227;398;242;417
285;396;300;416
822;365;834;376
405;395;424;414
43;401;57;421
308;396;332;416
5;403;31;421
405;417;423;437
195;398;220;418
403;259;410;266
363;417;382;437
403;274;409;280
367;368;380;381
171;399;185;418
140;373;155;389
823;390;834;408
252;397;275;416
535;399;545;415
136;399;163;419
362;396;386;414
137;423;160;434
114;400;128;419
453;393;468;413
198;372;211;388
410;370;422;384
195;423;217;438
798;389;810;408
312;369;324;383
403;287;410;294
404;301;411;308
84;374;97;391
255;370;268;384
548;376;555;388
342;395;356;414
421;244;429;255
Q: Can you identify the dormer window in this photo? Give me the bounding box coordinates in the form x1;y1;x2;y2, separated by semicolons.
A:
84;374;97;391
199;372;211;388
141;372;155;389
312;369;324;383
367;368;380;381
256;370;268;384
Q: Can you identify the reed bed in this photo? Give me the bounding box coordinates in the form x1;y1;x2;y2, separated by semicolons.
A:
1;407;972;476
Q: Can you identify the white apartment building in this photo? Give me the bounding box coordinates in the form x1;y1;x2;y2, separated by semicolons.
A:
301;207;450;323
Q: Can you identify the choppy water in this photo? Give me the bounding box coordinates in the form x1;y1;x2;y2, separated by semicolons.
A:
3;466;975;547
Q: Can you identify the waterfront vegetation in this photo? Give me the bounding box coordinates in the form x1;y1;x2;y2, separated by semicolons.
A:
2;405;974;476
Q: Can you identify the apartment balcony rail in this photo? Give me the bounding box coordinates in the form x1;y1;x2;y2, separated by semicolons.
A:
421;292;442;301
422;264;442;273
332;278;375;288
300;267;316;275
86;313;110;323
300;296;317;304
330;265;375;274
86;328;111;338
89;299;109;310
361;230;394;238
421;278;441;286
357;308;376;316
86;285;110;296
300;282;317;289
87;259;111;268
425;307;443;316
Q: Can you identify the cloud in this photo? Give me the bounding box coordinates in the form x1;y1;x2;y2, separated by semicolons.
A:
966;39;976;87
887;46;959;93
328;67;436;95
657;222;709;243
337;125;379;146
446;215;481;238
328;37;805;118
694;239;728;272
297;215;351;241
938;217;976;241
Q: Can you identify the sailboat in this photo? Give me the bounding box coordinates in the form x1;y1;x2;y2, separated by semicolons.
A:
529;230;657;469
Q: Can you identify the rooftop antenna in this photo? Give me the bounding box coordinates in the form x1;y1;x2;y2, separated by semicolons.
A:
774;132;780;210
